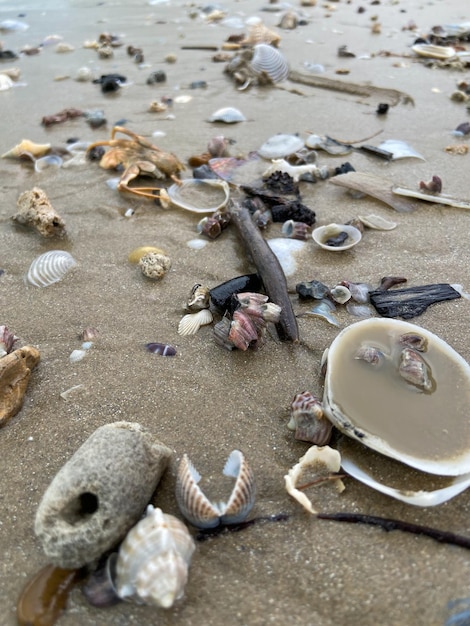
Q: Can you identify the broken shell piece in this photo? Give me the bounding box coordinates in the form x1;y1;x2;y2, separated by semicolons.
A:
162;179;230;214
377;139;425;161
284;445;344;514
177;309;213;336
330;285;351;305
207;107;246;123
176;450;256;528
0;325;19;357
0;74;13;90
13;187;66;238
139;252;171;280
322;317;470;476
358;214;397;231
288;391;333;445
304;300;340;327
412;43;457;60
0;346;40;426
281;220;311;240
312;223;362;251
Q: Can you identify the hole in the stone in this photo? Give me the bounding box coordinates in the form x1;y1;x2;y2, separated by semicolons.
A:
61;492;99;525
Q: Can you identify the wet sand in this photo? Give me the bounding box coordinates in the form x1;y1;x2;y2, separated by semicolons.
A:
1;0;470;625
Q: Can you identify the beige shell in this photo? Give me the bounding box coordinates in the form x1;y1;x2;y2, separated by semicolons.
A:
178;309;213;336
2;139;51;159
358;214;397;231
115;505;195;608
411;43;457;60
176;450;256;528
242;23;281;47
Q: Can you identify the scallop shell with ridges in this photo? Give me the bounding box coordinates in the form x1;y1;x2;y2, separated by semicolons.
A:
115;505;195;608
176;450;256;528
250;44;289;83
26;250;78;287
178;309;213;336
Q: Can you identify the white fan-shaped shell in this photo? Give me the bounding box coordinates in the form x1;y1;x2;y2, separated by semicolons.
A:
250;44;289;82
115;506;195;608
208;107;246;123
178;309;213;335
258;134;304;160
26;250;78;287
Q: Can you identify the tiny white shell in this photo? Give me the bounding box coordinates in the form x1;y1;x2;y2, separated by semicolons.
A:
258;134;304;160
312;223;362;251
115;505;195;608
330;285;351;304
34;155;63;173
177;309;213;335
176;450;256;529
208;107;246;124
251;43;289;82
358;214;397;230
26;250;78;287
69;349;87;363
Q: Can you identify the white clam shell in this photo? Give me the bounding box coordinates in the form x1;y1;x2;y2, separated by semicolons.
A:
258;134;304;160
0;74;14;91
358;214;397;230
69;349;87;363
115;505;195;608
26;250;78;287
411;43;457;60
178;309;213;335
312;223;362;251
323;318;470;476
250;43;289;82
164;179;230;214
176;450;256;528
208;107;246;123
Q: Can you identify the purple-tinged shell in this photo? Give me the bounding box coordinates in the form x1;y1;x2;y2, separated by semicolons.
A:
419;175;442;193
0;325;19;356
288;391;332;445
228;310;260;350
145;343;177;356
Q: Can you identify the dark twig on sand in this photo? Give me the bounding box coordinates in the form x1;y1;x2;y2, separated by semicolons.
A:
229;200;299;343
317;512;470;549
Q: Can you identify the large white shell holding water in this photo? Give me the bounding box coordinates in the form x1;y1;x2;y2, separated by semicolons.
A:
115;505;195;608
323;318;470;476
26;250;78;287
250;44;289;82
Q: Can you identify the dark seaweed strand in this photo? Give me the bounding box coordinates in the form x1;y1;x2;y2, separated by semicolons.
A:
230;201;299;343
317;513;470;550
196;514;290;542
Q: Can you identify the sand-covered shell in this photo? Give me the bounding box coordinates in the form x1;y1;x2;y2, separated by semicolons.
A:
26;250;77;287
358;214;397;231
250;44;289;83
114;505;195;608
176;450;256;528
177;309;213;336
207;107;246;124
258;134;304;160
2;139;51;159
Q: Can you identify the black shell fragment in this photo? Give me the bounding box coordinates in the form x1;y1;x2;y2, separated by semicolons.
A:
296;280;330;300
369;283;461;319
210;274;263;313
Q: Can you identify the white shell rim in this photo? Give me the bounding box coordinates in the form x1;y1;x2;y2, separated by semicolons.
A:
312;223;362;251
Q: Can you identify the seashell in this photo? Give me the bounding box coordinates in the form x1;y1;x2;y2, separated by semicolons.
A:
288;391;332;445
0;325;19;357
128;246;166;264
0;67;21;80
83;556;122;608
0;74;14;91
145;342;177;356
162;179;230;214
55;42;75;53
250;44;289;83
322;318;470;476
178;309;213;336
354;345;384;366
278;10;298;29
284;445;345;515
80;327;99;342
242;22;281;47
0;19;29;32
139;252;171;280
114;505;195;608
207;107;246;123
34;155;63;173
69;349;87;363
267;238;305;277
2;139;51;159
258;134;304;160
213;316;235;350
0;346;40;426
281;220;311;241
399;332;427;352
304;300;340;327
196;216;222;239
345;302;375;318
262;159;327;183
419;175;442;193
330;285;351;305
209;274;263;313
358;214;397;230
176;450;256;528
377;139;425;161
412;43;457;60
186;284;211;311
340;281;371;304
26;250;77;287
312;223;362;252
453;122;470;137
186;238;207;250
75;66;93;82
228;309;260;350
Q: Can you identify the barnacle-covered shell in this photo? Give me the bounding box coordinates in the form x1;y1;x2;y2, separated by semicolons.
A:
176;450;256;528
139;252;171;280
250;44;289;83
178;309;213;336
115;505;195;608
207;107;246;124
288;391;332;445
26;250;77;287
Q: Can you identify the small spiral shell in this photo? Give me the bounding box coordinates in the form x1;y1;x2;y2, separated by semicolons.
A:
26;250;77;287
115;506;195;608
250;44;289;83
176;450;256;529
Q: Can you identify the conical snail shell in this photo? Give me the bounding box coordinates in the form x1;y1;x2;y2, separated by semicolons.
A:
115;505;195;608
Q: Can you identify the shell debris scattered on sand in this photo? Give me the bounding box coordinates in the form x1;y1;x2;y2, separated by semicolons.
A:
26;250;78;287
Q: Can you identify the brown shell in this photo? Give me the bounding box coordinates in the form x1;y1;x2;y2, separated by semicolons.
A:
0;346;41;426
288;391;332;445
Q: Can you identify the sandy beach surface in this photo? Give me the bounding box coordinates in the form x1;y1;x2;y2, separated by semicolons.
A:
1;0;470;625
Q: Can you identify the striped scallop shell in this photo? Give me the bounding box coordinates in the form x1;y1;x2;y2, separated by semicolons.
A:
178;309;213;336
115;505;195;608
250;44;289;83
26;250;77;287
176;450;256;529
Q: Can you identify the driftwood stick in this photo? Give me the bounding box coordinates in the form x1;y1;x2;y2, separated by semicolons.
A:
317;512;470;549
230;201;299;343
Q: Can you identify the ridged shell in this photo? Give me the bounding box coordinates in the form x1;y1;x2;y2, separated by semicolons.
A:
176;450;256;528
177;309;213;336
250;44;289;83
288;391;332;445
26;250;78;287
115;506;195;608
207;107;246;124
2;139;51;159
